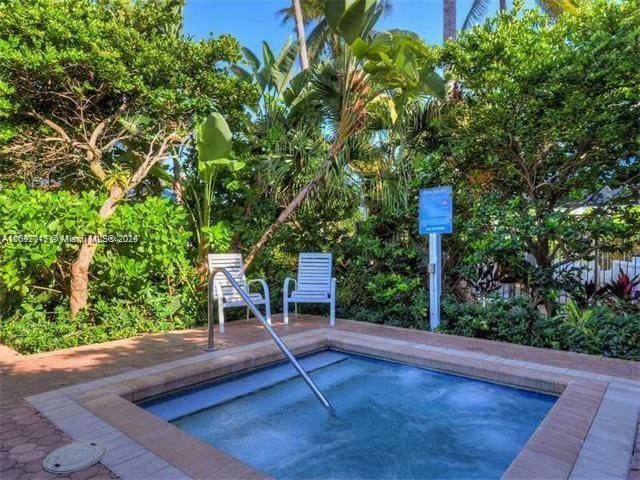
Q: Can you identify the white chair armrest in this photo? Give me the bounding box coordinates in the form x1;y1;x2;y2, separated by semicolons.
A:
211;275;224;300
283;277;297;298
247;278;270;298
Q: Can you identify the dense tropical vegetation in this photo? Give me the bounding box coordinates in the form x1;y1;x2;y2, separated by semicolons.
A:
1;0;638;359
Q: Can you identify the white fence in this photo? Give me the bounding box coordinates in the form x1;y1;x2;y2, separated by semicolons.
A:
497;251;640;301
554;252;640;286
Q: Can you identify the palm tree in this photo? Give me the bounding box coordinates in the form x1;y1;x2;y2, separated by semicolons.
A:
244;53;373;267
278;0;393;63
462;0;577;30
230;40;299;101
244;36;445;268
292;0;310;69
242;0;446;268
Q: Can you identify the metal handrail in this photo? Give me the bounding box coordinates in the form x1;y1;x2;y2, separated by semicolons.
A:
207;267;335;415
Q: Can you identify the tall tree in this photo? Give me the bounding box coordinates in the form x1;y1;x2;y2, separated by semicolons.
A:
244;5;446;268
292;0;310;69
278;0;393;63
441;1;640;309
244;54;371;267
0;0;255;314
444;0;457;42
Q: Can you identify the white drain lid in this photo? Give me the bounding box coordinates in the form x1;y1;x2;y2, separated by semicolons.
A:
43;442;105;474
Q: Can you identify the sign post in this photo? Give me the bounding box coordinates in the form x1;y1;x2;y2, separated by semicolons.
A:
419;186;453;330
429;233;442;330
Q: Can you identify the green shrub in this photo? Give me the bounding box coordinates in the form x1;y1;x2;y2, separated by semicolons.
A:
340;272;427;327
440;296;640;361
0;290;204;354
334;216;428;328
441;295;544;344
0;187;204;353
92;197;194;299
0;185;102;301
538;300;640;360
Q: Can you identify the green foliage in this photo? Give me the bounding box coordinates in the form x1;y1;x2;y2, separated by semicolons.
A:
0;187;194;303
544;301;640;360
232;40;300;97
325;0;379;44
0;291;202;354
436;0;640;305
93;197;194;298
0;0;250;121
352;30;445;101
333;214;428;328
196;113;237;176
0;0;256;182
187;113;244;261
0;187;202;353
441;296;544;344
0;185;102;298
440;296;640;360
200;221;233;253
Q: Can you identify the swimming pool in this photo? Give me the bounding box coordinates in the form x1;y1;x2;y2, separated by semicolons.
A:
143;351;555;479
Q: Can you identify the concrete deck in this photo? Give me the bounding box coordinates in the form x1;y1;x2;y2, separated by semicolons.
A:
2;314;639;480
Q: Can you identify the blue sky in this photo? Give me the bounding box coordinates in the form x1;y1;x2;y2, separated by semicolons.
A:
183;0;510;55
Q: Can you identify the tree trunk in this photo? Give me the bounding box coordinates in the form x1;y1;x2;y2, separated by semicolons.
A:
243;166;326;269
292;0;309;70
499;0;507;11
244;141;343;269
69;186;123;316
443;0;457;42
443;0;457;99
69;132;177;315
69;241;98;317
173;156;183;204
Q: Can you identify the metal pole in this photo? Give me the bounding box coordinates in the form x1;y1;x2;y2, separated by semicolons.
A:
206;268;335;415
206;276;216;351
429;233;442;330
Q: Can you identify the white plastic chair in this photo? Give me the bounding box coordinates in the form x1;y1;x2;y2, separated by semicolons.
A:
207;253;271;333
283;253;337;326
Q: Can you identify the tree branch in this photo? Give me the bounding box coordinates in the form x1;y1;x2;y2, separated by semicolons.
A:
127;131;181;190
23;111;71;143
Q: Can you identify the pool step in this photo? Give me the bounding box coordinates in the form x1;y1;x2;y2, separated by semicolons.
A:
143;351;348;421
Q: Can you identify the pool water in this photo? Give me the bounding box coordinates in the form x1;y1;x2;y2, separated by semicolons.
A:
149;352;555;479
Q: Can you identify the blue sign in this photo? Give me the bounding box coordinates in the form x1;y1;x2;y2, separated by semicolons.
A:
419;186;453;235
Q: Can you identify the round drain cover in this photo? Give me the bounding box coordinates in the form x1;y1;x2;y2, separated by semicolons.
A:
43;442;105;474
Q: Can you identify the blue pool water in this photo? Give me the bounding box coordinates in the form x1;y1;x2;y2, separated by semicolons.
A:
146;352;555;479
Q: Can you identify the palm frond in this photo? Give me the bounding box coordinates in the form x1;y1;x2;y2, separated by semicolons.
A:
537;0;578;17
229;65;252;82
242;47;261;71
462;0;492;30
307;18;331;62
276;0;326;26
262;41;276;67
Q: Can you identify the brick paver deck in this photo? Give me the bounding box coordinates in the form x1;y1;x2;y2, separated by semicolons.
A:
2;315;639;479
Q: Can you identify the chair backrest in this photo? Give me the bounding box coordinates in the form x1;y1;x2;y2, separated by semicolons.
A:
208;253;246;300
297;253;332;294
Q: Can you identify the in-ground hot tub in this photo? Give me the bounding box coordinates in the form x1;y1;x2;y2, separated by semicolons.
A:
28;327;638;479
141;351;555;479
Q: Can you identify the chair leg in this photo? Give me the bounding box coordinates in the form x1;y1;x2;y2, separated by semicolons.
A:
265;300;272;325
283;294;289;325
282;295;289;325
329;298;336;327
218;298;225;334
